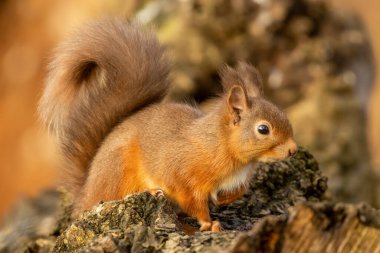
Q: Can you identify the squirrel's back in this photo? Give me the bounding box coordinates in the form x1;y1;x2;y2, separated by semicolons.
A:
38;19;170;194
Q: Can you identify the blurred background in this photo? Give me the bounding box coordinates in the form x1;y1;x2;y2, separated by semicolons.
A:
0;0;379;221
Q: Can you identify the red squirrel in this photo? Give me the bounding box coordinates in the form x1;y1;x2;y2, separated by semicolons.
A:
39;19;297;232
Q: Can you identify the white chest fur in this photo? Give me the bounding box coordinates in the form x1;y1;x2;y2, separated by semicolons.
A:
211;163;253;201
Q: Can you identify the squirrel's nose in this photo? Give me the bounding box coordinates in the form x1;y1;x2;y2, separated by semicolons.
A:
288;146;298;157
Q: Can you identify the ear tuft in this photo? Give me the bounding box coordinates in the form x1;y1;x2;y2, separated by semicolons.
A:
236;62;263;98
219;62;264;98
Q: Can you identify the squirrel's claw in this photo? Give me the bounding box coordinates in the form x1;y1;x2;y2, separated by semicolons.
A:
145;188;165;197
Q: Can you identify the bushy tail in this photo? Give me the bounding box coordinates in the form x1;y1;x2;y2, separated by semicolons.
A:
38;19;170;194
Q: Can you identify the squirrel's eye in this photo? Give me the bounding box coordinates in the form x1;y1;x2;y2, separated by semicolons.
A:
257;124;270;135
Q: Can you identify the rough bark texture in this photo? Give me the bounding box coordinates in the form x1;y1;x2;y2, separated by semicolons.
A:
231;202;380;253
2;148;380;253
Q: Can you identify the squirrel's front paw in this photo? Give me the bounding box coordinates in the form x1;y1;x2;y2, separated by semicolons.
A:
145;188;165;197
199;220;222;232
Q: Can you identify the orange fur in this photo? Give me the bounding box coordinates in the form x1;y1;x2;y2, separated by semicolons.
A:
214;185;247;206
39;19;297;231
119;138;146;197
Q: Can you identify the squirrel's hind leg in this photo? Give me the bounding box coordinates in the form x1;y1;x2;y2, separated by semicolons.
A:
174;191;222;232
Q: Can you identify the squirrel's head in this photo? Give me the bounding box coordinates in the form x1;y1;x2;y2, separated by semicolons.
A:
221;62;297;164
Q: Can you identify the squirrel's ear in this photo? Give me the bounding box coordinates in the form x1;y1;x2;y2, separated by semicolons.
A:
236;62;263;98
227;85;248;124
